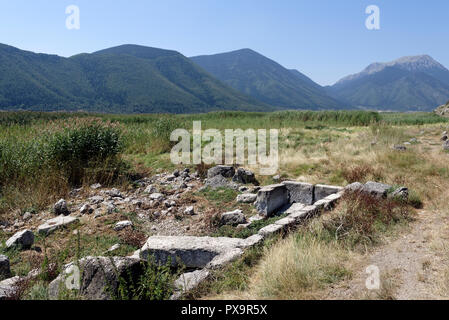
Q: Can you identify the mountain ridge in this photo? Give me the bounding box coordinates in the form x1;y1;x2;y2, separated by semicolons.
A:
191;49;347;110
328;55;449;111
0;43;267;113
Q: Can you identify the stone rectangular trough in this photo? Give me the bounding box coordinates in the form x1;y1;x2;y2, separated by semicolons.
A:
282;181;314;205
254;184;288;217
255;182;343;217
139;236;249;269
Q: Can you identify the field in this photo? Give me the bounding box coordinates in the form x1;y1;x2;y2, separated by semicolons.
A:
1;110;449;300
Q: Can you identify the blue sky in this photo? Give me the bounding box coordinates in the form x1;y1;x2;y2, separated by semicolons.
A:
1;0;448;85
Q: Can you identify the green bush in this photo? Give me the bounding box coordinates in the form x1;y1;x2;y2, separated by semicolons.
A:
45;119;124;185
116;257;179;300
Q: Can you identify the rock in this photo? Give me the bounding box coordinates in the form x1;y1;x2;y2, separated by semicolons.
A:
392;144;407;151
80;204;93;215
54;199;70;216
166;175;176;182
144;185;156;194
314;184;344;202
363;181;392;198
6;229;34;249
0;276;22;300
105;188;123;198
255;184;289;217
48;256;144;300
90;183;102;190
410;138;418;143
441;135;448;142
38;216;78;235
89;196;104;204
0;255;10;279
139;236;246;269
282;181;314;205
236;193;257;204
272;175;281;182
220;210;246;226
114;221;133;231
164;200;176;208
345;182;364;192
232;168;259;185
443;140;449;150
258;224;284;237
184;206;195;215
149;193;165;201
173;170;180;177
207;165;235;179
106;203;115;214
204;174;239;190
23;212;32;221
172;269;210;299
391;187;409;200
107;244;121;253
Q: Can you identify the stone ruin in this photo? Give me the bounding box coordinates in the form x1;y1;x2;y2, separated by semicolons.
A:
2;163;406;300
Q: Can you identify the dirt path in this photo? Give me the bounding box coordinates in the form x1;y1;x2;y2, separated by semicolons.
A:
325;210;449;300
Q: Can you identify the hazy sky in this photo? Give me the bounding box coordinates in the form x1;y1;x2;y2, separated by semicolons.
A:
1;0;448;85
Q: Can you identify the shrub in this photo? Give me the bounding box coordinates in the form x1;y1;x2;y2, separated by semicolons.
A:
150;116;187;153
45;118;124;185
115;257;179;300
321;191;413;247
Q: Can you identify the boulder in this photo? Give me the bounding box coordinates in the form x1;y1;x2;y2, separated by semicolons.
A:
314;184;344;202
89;196;104;204
144;185;157;194
220;209;246;226
80;204;93;215
204;174;239;190
139;236;246;269
207;165;235;179
232;168;258;185
391;187;409;200
38;216;79;235
0;276;22;300
172;269;210;300
345;182;364;192
105;188;123;198
6;229;34;249
236;193;257;204
23;212;32;221
48;256;144;300
392;144;407;151
54;199;70;216
149;193;165;201
90;183;102;190
114;221;133;231
0;255;10;279
254;184;289;217
363;181;392;198
184;206;195;215
282;181;314;205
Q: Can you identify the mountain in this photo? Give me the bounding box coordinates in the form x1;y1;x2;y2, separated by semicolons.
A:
0;43;266;113
328;55;449;111
191;49;346;110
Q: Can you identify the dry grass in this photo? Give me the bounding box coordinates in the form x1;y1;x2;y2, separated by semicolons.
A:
206;123;449;300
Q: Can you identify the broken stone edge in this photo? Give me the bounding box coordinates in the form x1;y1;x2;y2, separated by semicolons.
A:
169;191;343;299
